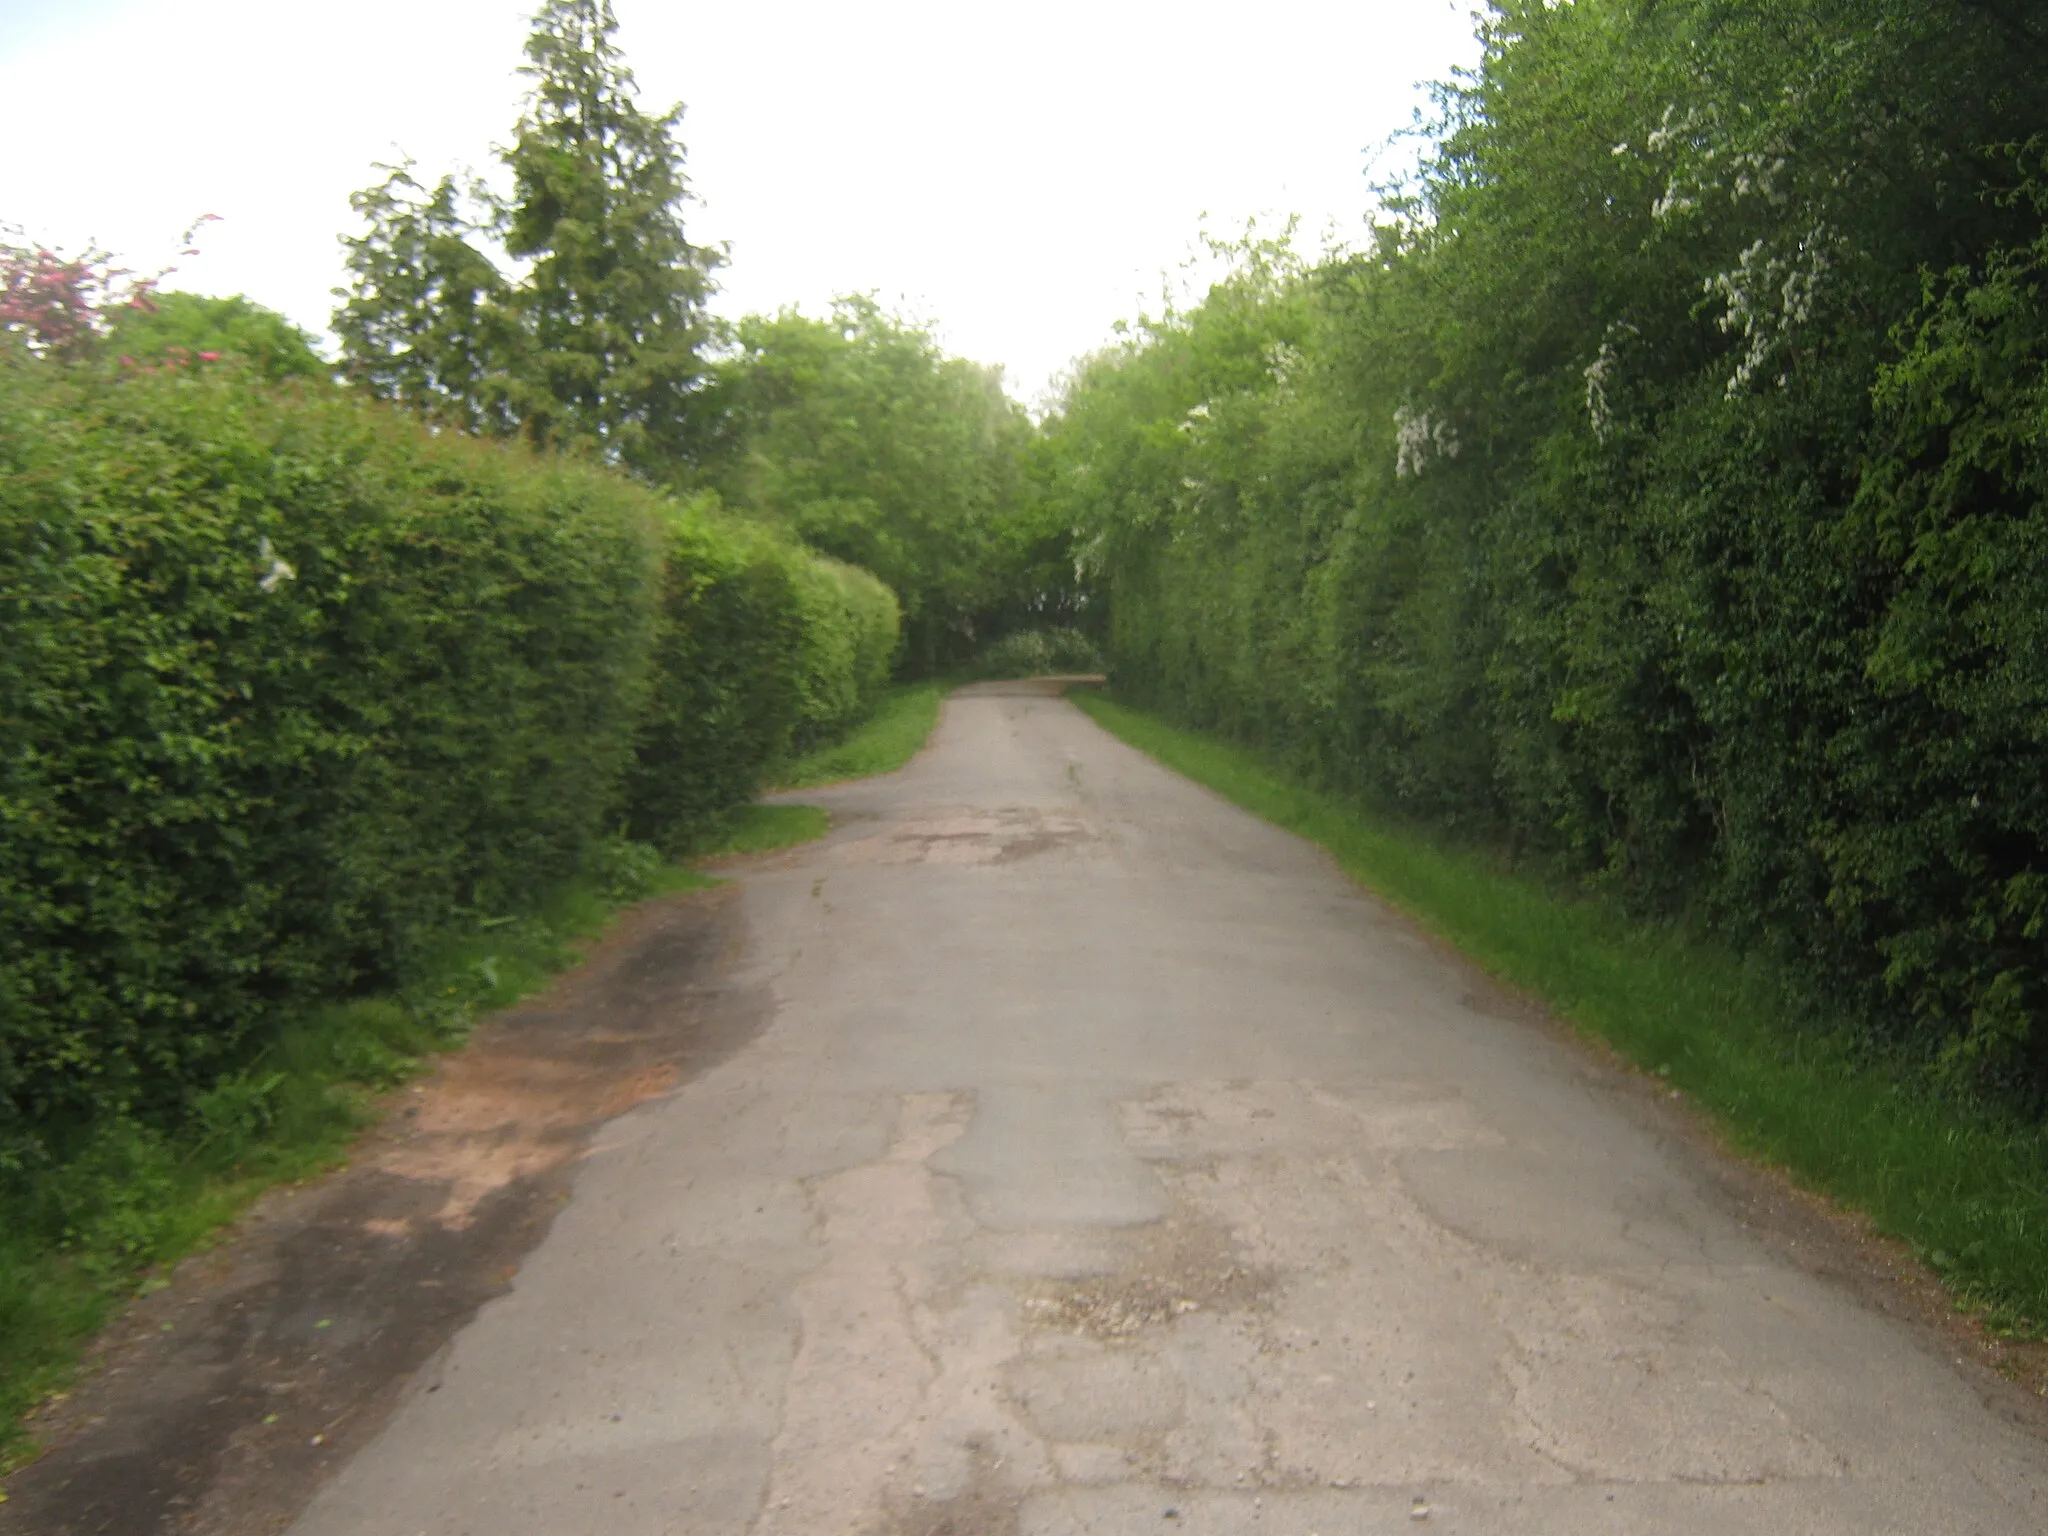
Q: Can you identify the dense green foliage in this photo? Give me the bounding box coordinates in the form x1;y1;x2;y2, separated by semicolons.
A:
0;349;892;1167
105;292;329;383
1077;691;2048;1329
624;505;897;850
773;682;945;789
334;0;720;471
966;626;1104;680
2;353;648;1152
699;296;1059;671
328;4;1041;672
1041;0;2048;1103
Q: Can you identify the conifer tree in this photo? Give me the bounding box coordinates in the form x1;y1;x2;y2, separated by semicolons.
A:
502;0;721;470
333;0;720;473
334;165;519;434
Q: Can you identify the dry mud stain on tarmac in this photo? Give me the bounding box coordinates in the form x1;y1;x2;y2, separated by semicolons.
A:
0;883;763;1536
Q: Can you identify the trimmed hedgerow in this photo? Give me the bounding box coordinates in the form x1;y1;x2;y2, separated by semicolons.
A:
788;548;901;751
0;352;896;1162
619;502;897;852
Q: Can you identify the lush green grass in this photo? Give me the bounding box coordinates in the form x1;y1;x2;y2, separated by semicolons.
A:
695;802;832;856
1073;690;2048;1334
774;682;944;788
0;809;843;1471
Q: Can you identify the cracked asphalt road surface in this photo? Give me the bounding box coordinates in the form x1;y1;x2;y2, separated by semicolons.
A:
289;681;2048;1535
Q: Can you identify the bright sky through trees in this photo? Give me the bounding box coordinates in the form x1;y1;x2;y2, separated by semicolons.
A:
0;0;1478;402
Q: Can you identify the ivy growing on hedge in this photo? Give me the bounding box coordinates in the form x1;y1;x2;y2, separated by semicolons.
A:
0;352;897;1162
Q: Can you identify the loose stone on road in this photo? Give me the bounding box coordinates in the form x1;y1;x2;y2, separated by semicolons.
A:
292;680;2048;1534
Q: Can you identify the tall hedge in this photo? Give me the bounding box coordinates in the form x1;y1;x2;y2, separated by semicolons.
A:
1;352;897;1158
1041;0;2048;1105
621;504;897;850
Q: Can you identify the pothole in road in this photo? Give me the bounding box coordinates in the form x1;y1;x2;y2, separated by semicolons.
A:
1023;1213;1276;1341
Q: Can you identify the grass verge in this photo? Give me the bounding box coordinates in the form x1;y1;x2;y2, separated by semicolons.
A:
694;802;831;857
775;682;944;788
0;809;836;1472
1072;689;2048;1335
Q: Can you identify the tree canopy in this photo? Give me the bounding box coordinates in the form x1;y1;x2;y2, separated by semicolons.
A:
700;296;1046;671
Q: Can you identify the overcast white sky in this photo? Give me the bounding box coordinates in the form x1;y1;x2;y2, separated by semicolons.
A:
0;1;1480;404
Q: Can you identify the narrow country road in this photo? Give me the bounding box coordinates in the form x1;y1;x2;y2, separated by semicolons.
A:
289;681;2048;1535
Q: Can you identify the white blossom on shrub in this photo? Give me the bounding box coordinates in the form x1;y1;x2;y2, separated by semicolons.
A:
256;536;296;593
1704;228;1833;396
1395;405;1460;478
1264;340;1304;393
1652;182;1697;221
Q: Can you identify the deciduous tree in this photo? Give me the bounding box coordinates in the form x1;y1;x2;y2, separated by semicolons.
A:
702;297;1035;671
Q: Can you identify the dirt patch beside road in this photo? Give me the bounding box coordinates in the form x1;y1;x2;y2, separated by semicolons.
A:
0;883;762;1536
